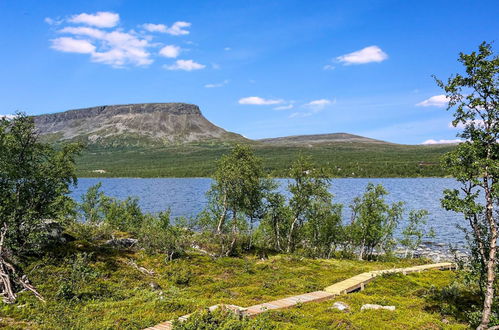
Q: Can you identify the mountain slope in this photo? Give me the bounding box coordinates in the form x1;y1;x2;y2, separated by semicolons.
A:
35;103;245;146
258;133;390;146
32;102;455;177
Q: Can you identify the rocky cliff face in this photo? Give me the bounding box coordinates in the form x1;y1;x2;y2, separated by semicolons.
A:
35;103;243;145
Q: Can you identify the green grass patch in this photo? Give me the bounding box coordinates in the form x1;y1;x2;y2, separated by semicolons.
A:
75;142;454;178
0;243;464;329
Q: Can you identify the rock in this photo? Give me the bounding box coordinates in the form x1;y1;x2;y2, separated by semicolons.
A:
361;304;396;311
34;103;242;146
104;238;138;248
330;301;350;312
149;282;162;291
36;219;74;246
442;318;450;324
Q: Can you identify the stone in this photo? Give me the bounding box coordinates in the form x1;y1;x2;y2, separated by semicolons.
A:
330;301;350;312
104;238;138;248
37;220;74;246
361;304;396;311
149;282;162;291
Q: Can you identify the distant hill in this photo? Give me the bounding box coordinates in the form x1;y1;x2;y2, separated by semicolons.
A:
32;103;455;177
258;133;390;146
34;103;246;146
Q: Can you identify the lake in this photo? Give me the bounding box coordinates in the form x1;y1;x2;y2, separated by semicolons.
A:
71;178;465;245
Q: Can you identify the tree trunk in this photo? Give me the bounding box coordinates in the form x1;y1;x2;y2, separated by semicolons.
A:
358;238;366;260
286;217;298;253
216;194;228;234
478;176;497;330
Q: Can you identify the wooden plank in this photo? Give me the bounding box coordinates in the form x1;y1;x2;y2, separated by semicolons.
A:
144;262;456;329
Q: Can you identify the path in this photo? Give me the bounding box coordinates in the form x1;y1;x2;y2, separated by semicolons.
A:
145;262;455;329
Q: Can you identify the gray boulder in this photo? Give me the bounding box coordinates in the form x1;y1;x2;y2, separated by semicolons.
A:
330;301;350;312
361;304;395;311
104;237;138;248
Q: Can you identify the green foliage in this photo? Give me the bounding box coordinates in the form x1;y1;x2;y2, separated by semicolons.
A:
138;212;192;262
56;252;98;301
74;141;453;178
76;183;146;234
285;156;337;253
1;246;451;329
201;144;268;256
0;113;82;258
436;41;499;328
78;182;105;224
346;183;403;260
172;309;275;329
400;210;435;258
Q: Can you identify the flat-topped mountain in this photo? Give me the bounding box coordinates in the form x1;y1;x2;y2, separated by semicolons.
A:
35;103;245;145
259;133;390;146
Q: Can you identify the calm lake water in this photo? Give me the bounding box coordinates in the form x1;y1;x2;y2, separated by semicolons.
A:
71;178;465;245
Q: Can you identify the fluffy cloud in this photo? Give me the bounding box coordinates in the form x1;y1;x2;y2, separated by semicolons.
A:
53;27;152;67
143;21;191;35
421;139;462;145
142;23;167;33
165;21;191;35
48;12;198;68
416;94;449;107
238;97;284;105
69;12;119;28
204;80;229;88
51;37;96;54
337;46;388;65
323;64;335;70
159;45;181;58
164;59;205;71
289;99;335;118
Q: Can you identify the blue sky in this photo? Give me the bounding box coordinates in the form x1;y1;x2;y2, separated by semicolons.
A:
0;0;498;144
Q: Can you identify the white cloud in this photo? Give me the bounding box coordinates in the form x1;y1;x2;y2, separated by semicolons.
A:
204;80;229;88
59;26;105;39
165;21;191;35
50;37;96;54
421;139;462;145
274;104;294;110
323;64;335;70
337;45;388;65
55;26;152;67
238;97;284;105
159;45;181;58
48;13;197;68
304;99;334;111
142;23;167;33
164;59;205;71
69;12;119;28
416;94;449;107
289;99;335;118
224;47;231;51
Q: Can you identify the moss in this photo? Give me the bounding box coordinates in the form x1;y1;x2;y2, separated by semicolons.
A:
0;243;465;329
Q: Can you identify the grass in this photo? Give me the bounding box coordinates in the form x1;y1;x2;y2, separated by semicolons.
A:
256;271;467;329
0;242;468;329
75;142;455;178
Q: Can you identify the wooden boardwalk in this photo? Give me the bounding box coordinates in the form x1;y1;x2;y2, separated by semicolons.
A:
145;262;455;330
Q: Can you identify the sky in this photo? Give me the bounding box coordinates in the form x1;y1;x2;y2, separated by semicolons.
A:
0;0;498;144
